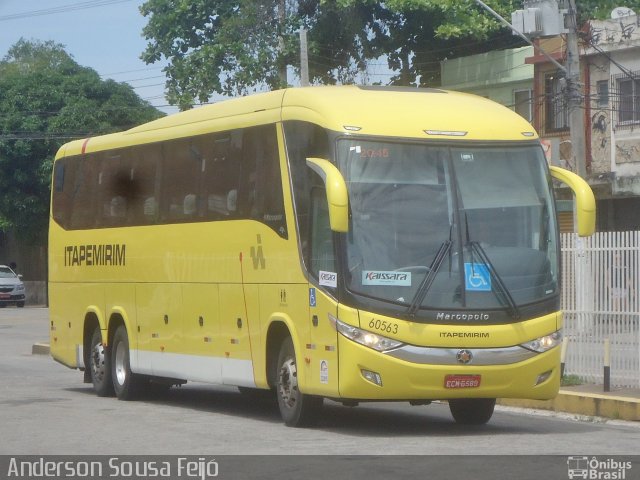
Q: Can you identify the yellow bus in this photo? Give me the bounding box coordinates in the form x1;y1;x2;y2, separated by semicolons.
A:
49;86;595;426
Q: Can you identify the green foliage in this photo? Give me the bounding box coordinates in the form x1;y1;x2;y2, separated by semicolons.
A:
343;1;640;38
339;0;520;39
140;0;640;106
577;1;640;22
561;374;584;386
140;0;293;107
0;39;163;244
140;0;382;105
140;0;524;105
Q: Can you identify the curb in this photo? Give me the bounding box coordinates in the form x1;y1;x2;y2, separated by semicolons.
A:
498;390;640;422
32;342;50;355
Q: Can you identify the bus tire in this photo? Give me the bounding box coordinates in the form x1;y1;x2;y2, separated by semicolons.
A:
89;327;114;397
111;325;143;400
448;398;496;425
276;337;322;427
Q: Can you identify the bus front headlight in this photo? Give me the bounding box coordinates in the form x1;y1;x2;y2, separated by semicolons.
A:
520;330;562;353
329;315;404;352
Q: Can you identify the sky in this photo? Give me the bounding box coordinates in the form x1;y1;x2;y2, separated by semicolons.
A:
0;0;401;116
0;0;179;114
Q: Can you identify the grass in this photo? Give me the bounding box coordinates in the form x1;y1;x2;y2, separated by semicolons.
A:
561;374;584;386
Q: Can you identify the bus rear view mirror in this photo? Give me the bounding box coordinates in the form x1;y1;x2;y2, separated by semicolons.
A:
306;157;349;232
550;166;595;237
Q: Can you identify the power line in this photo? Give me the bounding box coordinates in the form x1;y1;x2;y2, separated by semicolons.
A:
106;74;166;83
100;66;165;77
129;82;167;89
0;133;91;140
0;0;134;22
585;36;637;81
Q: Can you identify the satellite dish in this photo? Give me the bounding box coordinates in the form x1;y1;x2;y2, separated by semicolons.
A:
611;7;636;19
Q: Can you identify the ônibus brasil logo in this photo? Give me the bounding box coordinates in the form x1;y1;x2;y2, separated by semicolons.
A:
567;456;632;479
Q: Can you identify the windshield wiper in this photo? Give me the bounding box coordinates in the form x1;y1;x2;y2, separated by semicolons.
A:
461;212;520;320
406;240;452;317
468;240;521;320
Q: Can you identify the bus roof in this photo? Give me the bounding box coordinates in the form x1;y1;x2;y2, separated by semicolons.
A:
281;86;537;141
56;86;538;158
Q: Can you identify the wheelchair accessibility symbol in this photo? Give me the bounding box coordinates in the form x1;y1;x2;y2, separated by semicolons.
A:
464;263;491;292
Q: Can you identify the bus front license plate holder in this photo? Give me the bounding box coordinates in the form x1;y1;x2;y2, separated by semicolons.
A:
444;374;481;389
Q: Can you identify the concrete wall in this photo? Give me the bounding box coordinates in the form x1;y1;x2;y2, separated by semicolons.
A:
587;55;612;177
24;281;47;306
0;231;47;282
440;46;534;121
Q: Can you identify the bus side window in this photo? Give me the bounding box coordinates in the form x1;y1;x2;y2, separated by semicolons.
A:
202;131;241;220
161;138;202;222
240;125;287;238
283;121;330;268
98;149;136;227
309;187;336;278
129;144;161;225
69;154;100;229
52;159;77;229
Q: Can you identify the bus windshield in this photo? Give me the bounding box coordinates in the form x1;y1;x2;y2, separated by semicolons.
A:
337;139;559;320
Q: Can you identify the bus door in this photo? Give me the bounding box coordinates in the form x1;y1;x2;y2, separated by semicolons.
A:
306;187;340;395
307;286;339;395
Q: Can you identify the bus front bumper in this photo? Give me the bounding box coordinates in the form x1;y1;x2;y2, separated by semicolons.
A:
337;335;561;401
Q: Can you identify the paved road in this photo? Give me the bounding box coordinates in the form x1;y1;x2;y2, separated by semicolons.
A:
3;307;639;479
1;307;639;460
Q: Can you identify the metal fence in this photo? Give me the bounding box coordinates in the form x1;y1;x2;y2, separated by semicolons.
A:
561;231;640;388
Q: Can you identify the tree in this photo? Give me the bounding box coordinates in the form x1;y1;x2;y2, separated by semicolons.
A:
352;2;519;86
378;0;640;38
577;1;640;21
0;40;163;244
140;0;522;106
140;0;290;108
140;0;385;107
141;0;638;107
373;0;516;40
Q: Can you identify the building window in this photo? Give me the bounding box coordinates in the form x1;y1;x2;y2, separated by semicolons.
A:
544;72;569;132
596;80;609;108
514;89;533;122
613;72;640;126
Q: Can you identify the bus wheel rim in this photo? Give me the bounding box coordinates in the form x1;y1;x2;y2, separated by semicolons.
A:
278;358;298;410
91;342;106;381
114;342;127;386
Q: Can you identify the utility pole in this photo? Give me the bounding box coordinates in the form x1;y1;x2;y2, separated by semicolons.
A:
299;28;310;87
277;0;287;87
477;0;588;178
476;0;566;71
564;0;586;178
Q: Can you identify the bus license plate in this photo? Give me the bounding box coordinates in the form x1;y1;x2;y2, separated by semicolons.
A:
444;375;481;389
